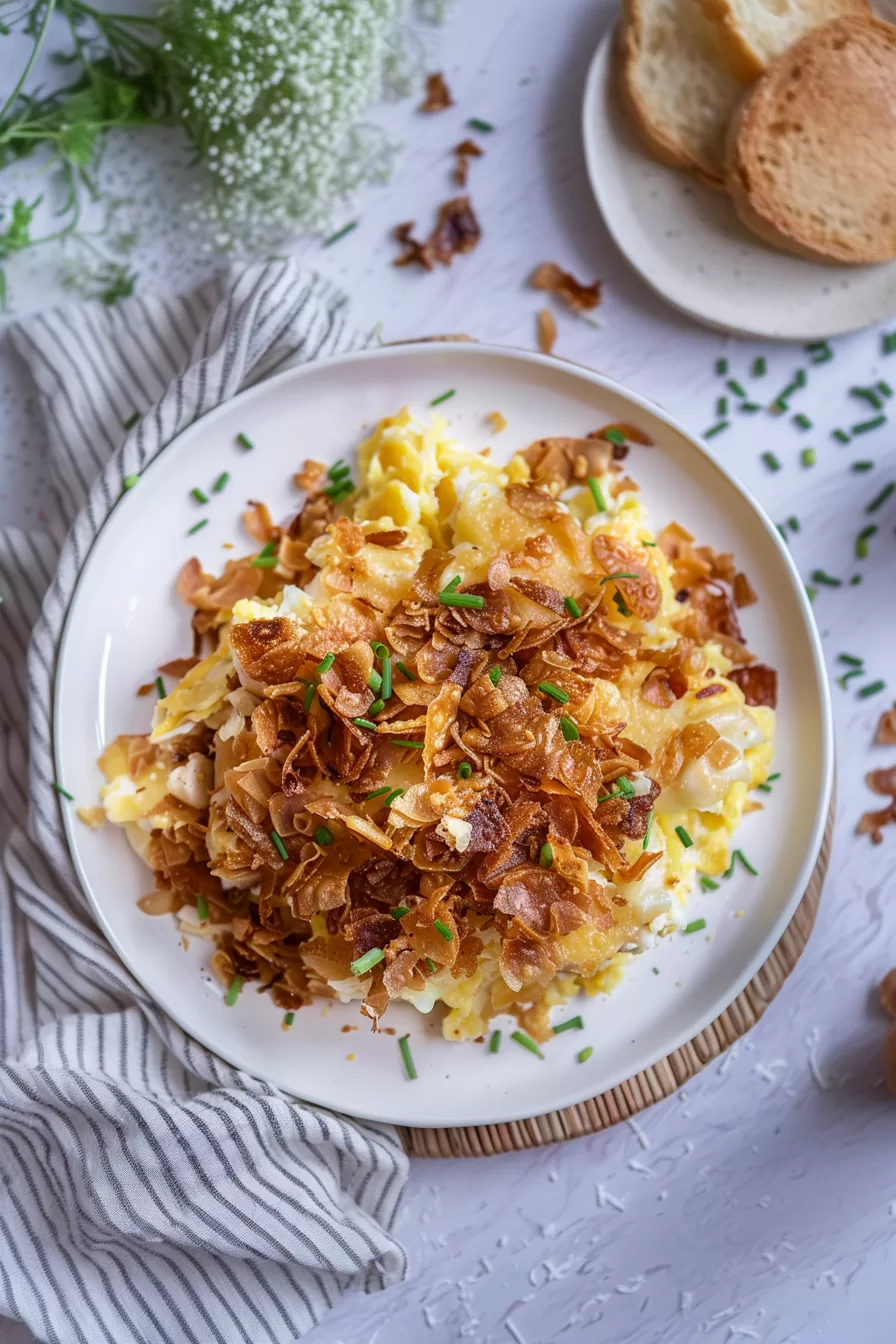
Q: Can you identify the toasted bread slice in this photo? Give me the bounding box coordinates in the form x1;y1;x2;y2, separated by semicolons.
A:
699;0;870;81
727;16;896;264
618;0;746;189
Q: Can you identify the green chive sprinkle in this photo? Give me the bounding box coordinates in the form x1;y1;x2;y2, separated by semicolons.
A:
323;220;358;246
856;524;877;558
368;698;386;715
366;787;391;800
577;1046;593;1064
564;596;582;618
617;776;635;797
122;411;140;430
314;826;333;847
560;716;580;742
603;428;626;445
715;358;728;375
236;432;254;451
852;416;886;434
787;515;800;532
801;448;816;467
770;399;788;416
739;403;761;413
468;117;494;132
552;1015;583;1034
776;524;788;543
793;413;812;431
538;681;569;704
351;947;385;976
511;1030;544;1060
123;473;139;490
212;472;229;493
190;487;209;505
392;739;425;749
598;789;625;804
703;421;729;439
838;653;863;666
385;788;405;806
396;661;416;681
600;571;639;585
867;482;895;513
858;680;886;699
257;537;277;556
766;770;780;780
852;461;874;473
328;459;347;478
851;386;883;410
391;906;409;919
324;479;356;502
187;519;208;535
52;783;74;801
433;918;453;942
317;652;335;675
197;894;209;923
457;761;473;779
368;669;383;694
761;452;781;473
352;718;378;731
304;683;316;712
225;976;244;1006
811;569;841;587
717;397;729;417
489;666;502;685
399;1035;417;1080
371;642;389;658
251;554;278;569
752;356;766;377
683;919;706;935
426;957;438;973
699;876;718;892
154;675;165;698
438;592;485;609
489;1030;501;1053
283;1012;295;1028
271;831;289;862
806;585;817;603
726;378;746;398
675;825;693;849
587;475;608;512
878;380;893;398
613;592;632;618
725;849;758;878
838;670;862;688
441;575;462;594
539;842;553;869
757;783;772;793
652;968;660;976
381;656;393;701
832;429;851;444
430;390;456;407
795;369;807;388
883;331;896;355
642;809;654;851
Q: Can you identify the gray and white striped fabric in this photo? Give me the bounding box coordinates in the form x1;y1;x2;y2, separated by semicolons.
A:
0;260;409;1344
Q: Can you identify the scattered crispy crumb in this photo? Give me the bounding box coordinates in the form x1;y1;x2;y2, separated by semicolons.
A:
885;1026;896;1096
881;969;896;1017
382;1026;397;1036
877;704;896;745
294;459;327;492
734;910;744;917
222;543;233;549
346;1053;356;1062
76;806;105;830
530;261;601;313
393;197;481;270
453;137;483;186
420;72;454;112
487;411;507;434
137;682;154;697
341;1023;358;1032
537;308;557;354
859;764;896;843
743;799;764;813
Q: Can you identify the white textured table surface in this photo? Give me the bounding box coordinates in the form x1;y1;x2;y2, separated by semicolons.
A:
2;3;896;1341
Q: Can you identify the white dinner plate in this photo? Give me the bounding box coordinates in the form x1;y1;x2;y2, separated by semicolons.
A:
55;343;833;1127
582;29;896;341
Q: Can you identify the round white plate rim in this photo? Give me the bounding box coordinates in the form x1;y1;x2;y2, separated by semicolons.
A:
581;29;896;342
54;341;834;1128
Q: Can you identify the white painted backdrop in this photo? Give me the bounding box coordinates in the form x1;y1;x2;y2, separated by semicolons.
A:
1;2;895;1341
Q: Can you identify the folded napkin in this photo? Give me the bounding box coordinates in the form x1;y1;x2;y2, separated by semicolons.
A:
0;261;408;1344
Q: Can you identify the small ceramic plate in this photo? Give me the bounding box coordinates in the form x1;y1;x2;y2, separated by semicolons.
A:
55;343;833;1128
582;29;896;341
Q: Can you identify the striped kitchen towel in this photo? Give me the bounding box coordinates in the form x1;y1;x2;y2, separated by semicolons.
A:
0;260;408;1344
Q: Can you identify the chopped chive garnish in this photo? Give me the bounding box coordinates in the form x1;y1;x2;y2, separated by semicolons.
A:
352;718;378;731
739;402;761;413
838;669;862;688
838;653;863;666
703;421;729;439
538;680;569;704
489;666;502;685
154;675;165;698
725;849;758;878
368;698;386;715
612;592;632;618
212;472;229;493
552;1015;583;1034
430;389;456;407
577;1046;593;1064
600;571;638;585
271;831;289;861
883;331;896;355
832;428;851;443
426;957;437;973
682;919;706;935
381;656;392;701
368;669;383;693
351;947;385;976
761;452;781;472
122;411;140;430
801;448;816;467
770;399;788;415
225;976;244;1006
717;397;729;417
787;515;800;532
726;378;746;398
371;641;389;658
793;413;812;430
197;894;208;923
867;482;895;513
641;539;657;546
236;432;253;450
391;906;409;919
752;356;766;377
715;358;728;375
323;220;358;246
251;555;278;569
776;524;788;543
765;770;779;780
878;380;893;398
187;519;208;535
304;683;316;712
603;428;626;444
324;479;356;501
398;1035;417;1080
560;716;580;742
433;918;454;942
795;369;807;387
811;569;841;587
468;117;494;132
642;809;654;851
852;461;874;473
52;782;74;801
314;826;333;847
385;788;405;806
511;1030;544;1059
757;782;772;792
699;876;718;892
675;825;693;849
852;416;886;434
806;585;816;603
366;787;391;800
255;537;276;557
317;652;335;675
564;596;582;618
806;341;832;363
856;524;877;558
327;458;347;478
123;473;139;490
457;761;473;779
587;475;608;511
858;680;886;699
283;1011;295;1028
396;661;415;681
851;385;883;410
598;789;625;804
190;487;209;504
438;592;485;609
489;1030;501;1053
392;739;425;749
539;842;553;869
617;776;634;797
441;575;462;594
